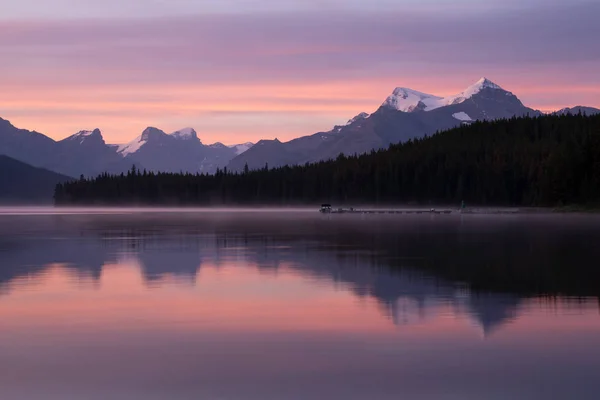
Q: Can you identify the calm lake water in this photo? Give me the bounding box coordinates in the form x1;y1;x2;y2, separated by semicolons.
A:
1;208;600;400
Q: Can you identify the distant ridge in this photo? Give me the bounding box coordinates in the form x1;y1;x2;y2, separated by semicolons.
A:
0;155;73;203
0;117;254;177
553;106;600;116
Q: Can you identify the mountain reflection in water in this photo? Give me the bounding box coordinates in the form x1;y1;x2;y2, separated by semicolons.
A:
0;210;599;400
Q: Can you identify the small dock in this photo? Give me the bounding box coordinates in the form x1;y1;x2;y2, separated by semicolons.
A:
318;204;521;215
330;209;453;215
319;205;453;215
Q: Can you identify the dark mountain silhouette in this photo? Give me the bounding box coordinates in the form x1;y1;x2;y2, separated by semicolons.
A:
0;119;135;177
553;106;600;116
0;155;73;203
0;117;57;168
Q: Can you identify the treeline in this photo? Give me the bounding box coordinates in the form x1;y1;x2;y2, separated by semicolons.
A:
55;114;600;207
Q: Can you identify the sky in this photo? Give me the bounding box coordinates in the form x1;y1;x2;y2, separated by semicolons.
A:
0;0;598;145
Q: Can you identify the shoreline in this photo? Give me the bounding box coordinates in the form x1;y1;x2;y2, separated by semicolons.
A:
0;204;598;215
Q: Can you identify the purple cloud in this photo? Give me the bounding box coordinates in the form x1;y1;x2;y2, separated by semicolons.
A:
0;5;597;85
0;3;598;143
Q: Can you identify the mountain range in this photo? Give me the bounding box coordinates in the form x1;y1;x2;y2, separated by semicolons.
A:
1;77;598;178
0;120;254;177
115;127;253;174
228;78;598;171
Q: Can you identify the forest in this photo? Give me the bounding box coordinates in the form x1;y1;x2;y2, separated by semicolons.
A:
55;114;600;207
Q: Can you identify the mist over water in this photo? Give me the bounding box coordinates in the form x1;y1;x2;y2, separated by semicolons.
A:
1;208;600;400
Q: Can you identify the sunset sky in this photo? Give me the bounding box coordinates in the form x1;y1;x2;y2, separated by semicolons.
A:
1;0;598;145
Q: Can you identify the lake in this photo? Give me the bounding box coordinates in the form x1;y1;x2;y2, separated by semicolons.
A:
1;208;599;400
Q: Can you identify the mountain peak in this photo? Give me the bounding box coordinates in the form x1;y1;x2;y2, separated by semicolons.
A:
0;117;18;131
459;77;504;98
118;127;167;156
140;127;167;142
74;128;101;137
384;87;442;112
383;77;508;112
331;112;371;133
346;112;370;125
475;77;501;89
171;127;198;141
65;128;104;145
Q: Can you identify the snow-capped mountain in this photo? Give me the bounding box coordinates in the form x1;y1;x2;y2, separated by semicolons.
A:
52;128;136;177
117;127;166;158
63;129;102;144
383;78;504;112
380;77;532;121
116;127;253;173
228;78;541;171
0;118;242;177
1;76;597;178
170;127;198;140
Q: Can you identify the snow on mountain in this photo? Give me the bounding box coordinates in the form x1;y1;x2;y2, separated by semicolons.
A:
384;88;443;112
452;112;473;121
111;126;251;173
384;77;507;112
64;128;103;144
9;76;597;177
117;127;171;157
228;77;541;172
171;127;198;140
229;142;254;155
331;112;370;133
117;135;146;156
73;130;95;137
448;78;503;103
346;112;370;125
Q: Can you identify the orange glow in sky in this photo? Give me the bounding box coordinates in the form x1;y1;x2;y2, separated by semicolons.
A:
2;79;599;145
1;7;599;145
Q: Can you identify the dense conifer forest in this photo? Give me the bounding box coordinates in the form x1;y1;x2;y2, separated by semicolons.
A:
55;114;600;207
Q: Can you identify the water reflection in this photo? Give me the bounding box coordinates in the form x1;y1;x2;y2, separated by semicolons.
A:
1;213;599;333
1;211;600;399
